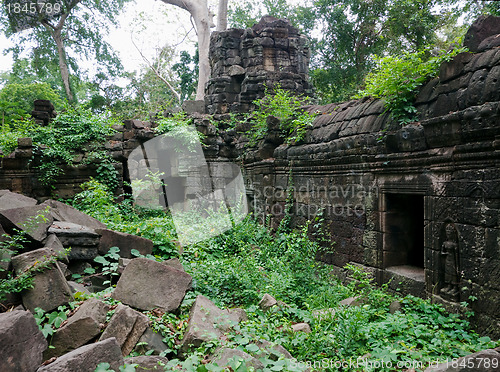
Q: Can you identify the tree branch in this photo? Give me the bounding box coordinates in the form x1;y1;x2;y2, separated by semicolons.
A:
130;36;182;104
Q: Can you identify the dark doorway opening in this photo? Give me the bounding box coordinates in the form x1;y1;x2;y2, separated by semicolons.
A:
383;193;425;269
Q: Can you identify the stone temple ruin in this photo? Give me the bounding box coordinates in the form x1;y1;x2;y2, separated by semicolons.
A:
205;16;313;114
1;15;500;337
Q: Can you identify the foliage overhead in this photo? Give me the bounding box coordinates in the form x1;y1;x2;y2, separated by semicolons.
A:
173;50;199;103
1;0;130;102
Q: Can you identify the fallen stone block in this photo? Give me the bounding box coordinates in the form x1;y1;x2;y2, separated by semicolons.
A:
0;205;53;243
38;337;124;372
65;298;109;327
338;296;366;307
134;327;169;355
113;257;192;312
0;191;37;211
253;340;293;361
96;229;153;258
43;199;106;229
211;348;264;370
43;234;68;263
291;323;311;333
258;293;278;311
0;310;47;372
48;222;100;261
44;315;101;359
389;300;402;314
118;257;131;275
67;280;91;296
11;248;73;312
100;304;150;356
229;307;248;322
125;356;169;371
180;295;242;355
424;348;500;371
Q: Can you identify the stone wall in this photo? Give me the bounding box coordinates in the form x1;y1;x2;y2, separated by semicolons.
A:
205;16;313;115
0;119;156;199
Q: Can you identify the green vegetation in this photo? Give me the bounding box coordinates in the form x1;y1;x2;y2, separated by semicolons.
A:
0;83;64;127
0;105;120;189
34;305;69;339
58;182;500;371
355;46;467;125
245;85;316;145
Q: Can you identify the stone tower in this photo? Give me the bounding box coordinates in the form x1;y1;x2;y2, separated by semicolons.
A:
205;16;313;115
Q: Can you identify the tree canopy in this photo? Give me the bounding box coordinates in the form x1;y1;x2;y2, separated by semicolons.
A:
1;0;130;103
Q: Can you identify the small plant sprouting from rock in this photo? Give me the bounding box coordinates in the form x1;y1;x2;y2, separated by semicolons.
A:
355;45;467;126
34;305;68;339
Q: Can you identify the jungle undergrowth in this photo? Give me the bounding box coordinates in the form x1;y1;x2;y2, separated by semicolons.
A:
63;181;500;371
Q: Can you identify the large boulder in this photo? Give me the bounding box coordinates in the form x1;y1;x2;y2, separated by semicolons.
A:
11;248;73;312
99;304;150;356
0;205;53;243
0;191;37;211
96;228;153;258
44;298;110;359
112;258;192;312
425;348;500;371
464;15;500;52
37;337;124;372
125;356;169;371
0;310;47;372
43;199;106;229
180;295;242;355
48;222;100;261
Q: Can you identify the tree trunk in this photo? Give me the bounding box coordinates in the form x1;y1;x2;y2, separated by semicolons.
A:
216;0;228;31
160;0;216;100
52;30;74;103
42;13;74;104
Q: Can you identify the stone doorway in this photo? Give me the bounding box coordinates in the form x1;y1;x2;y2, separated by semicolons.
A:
382;193;425;271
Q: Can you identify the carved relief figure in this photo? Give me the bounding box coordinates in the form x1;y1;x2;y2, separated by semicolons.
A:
440;223;460;300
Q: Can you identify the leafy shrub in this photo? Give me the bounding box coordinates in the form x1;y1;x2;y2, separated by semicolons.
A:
72;180;179;258
0;117;38;155
356;46;466;125
30;105;119;188
245;85;316;145
34;306;68;339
